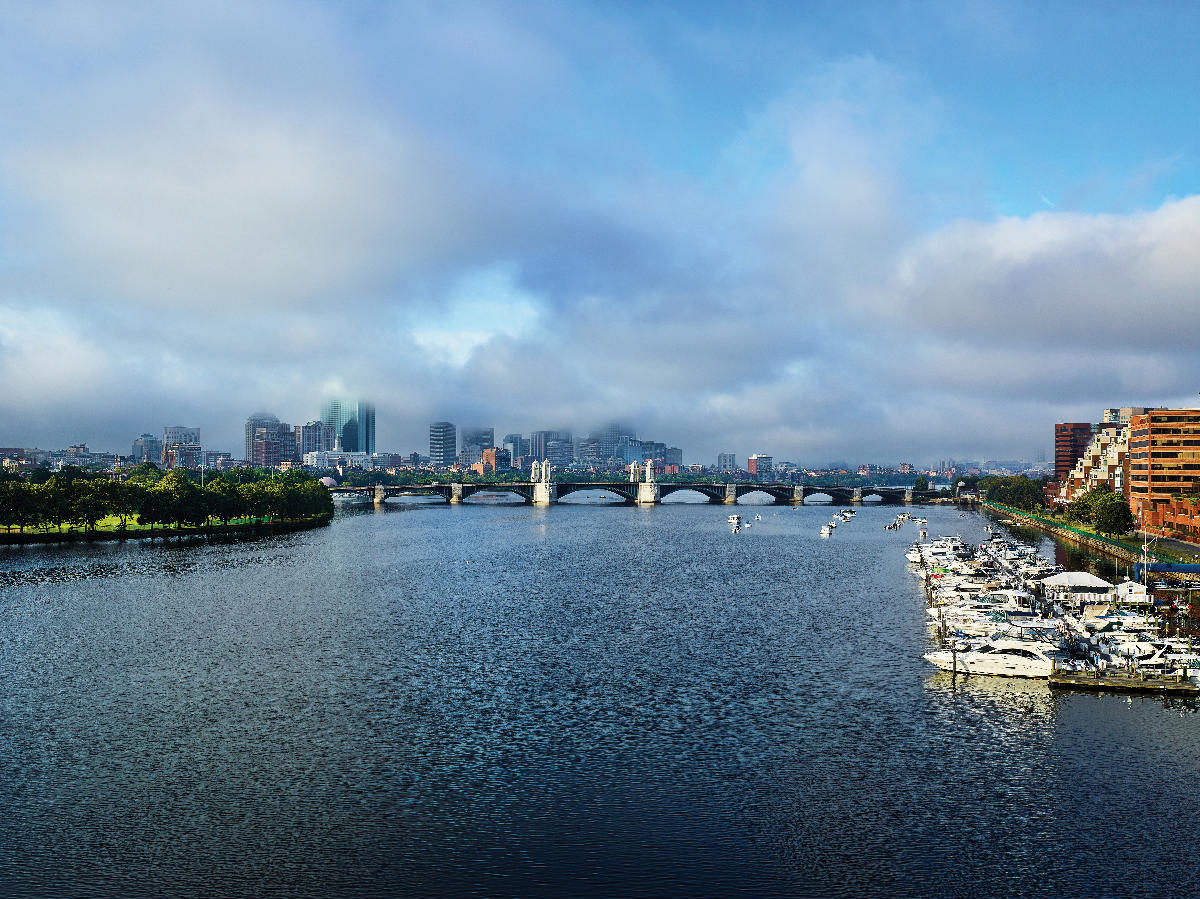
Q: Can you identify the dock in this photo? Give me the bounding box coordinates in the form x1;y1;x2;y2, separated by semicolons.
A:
1048;669;1199;696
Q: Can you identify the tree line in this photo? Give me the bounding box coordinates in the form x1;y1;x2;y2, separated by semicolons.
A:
0;464;333;534
980;474;1136;536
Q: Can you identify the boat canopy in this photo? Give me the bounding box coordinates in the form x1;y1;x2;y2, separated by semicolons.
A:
1039;572;1113;591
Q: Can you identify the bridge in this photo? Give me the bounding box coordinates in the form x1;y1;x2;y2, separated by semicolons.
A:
328;482;941;507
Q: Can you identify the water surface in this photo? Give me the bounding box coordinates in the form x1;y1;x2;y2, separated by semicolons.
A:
1;499;1195;897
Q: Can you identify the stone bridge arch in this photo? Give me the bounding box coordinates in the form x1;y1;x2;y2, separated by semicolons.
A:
556;483;637;504
659;484;725;503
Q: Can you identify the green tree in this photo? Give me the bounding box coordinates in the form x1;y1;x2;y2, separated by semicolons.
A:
1094;494;1135;536
158;470;207;528
37;478;74;531
125;461;163;487
913;475;929;491
0;481;36;533
137;487;171;534
70;480;112;532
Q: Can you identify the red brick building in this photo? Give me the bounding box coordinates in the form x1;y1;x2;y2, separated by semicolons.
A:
1054;422;1095;483
1128;409;1200;540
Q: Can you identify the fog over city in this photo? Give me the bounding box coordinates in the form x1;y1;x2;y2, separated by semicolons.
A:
2;1;1198;464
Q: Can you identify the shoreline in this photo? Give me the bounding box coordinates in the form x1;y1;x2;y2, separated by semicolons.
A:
0;516;330;548
982;501;1175;565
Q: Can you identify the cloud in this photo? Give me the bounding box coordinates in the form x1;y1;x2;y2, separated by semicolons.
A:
1;3;1198;465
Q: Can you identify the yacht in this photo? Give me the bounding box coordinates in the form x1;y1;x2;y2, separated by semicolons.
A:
923;638;1078;678
820;525;831;538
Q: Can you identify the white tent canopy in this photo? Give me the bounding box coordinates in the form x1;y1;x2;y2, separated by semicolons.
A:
1039;572;1114;590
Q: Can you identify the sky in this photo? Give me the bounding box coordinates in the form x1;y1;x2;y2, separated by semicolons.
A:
1;0;1199;466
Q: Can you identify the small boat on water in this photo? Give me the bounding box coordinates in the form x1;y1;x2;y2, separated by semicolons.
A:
820;525;831;537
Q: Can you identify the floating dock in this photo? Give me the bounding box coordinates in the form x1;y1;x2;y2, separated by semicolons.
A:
1048;670;1198;696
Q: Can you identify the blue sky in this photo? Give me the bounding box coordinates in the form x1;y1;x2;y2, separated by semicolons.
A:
1;0;1198;465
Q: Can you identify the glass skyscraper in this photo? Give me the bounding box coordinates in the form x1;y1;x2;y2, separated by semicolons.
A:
321;399;375;454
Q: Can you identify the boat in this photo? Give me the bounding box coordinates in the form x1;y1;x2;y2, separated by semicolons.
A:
820;525;831;537
727;514;741;526
923;638;1080;678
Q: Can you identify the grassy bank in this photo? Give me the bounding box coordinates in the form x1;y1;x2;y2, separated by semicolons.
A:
983;501;1198;564
0;515;331;546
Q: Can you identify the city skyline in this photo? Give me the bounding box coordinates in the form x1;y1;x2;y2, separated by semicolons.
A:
2;3;1199;461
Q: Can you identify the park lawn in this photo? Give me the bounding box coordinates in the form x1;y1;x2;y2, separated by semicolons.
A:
2;514;272;535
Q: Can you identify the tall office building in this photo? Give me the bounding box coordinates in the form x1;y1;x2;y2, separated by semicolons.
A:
245;412;280;462
591;422;636;461
1054;422;1095;483
162;426;200;465
357;402;375;455
717;453;736;472
747;454;773;480
530;430;572;462
296;421;335;456
1128;409;1200;535
430;421;457;468
132;433;162;465
321;398;375;454
502;433;530;461
460;427;494;465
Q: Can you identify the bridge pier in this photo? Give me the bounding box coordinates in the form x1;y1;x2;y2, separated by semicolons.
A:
904;488;914;504
449;483;464;504
637;483;660;505
852;487;863;504
532;482;558;506
724;484;738;505
792;486;805;505
373;484;387;506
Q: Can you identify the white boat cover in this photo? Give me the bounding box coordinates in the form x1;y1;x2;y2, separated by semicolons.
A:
1039;572;1113;590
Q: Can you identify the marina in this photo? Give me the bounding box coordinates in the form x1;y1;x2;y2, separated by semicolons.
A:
908;516;1200;694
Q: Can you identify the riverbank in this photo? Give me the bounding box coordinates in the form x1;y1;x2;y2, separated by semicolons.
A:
982;501;1187;565
0;515;330;547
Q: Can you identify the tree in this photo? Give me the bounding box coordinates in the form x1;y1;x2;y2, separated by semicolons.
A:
0;481;36;533
157;470;206;529
36;478;74;531
913;475;929;491
69;480;112;532
1094;494;1135;536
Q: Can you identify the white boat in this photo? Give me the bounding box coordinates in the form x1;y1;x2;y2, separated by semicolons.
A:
923;638;1078;678
820;525;831;537
728;514;742;526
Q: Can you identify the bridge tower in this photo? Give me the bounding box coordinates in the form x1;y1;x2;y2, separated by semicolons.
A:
450;483;464;504
724;483;738;505
904;487;914;504
792;485;805;505
532;459;557;506
852;487;863;504
637;482;660;505
373;483;387;506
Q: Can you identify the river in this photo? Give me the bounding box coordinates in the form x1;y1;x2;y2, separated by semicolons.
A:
1;498;1196;897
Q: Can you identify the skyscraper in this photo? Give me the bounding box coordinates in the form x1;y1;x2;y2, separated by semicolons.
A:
244;412;280;463
460;427;494;465
321;398;374;454
502;433;530;461
430;421;456;468
132;433;162;465
591;422;636;461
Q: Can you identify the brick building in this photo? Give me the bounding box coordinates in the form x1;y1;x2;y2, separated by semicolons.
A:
1128;409;1200;539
